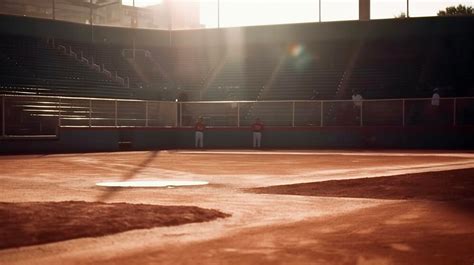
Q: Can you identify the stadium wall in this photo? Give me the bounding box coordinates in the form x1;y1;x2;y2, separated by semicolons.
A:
0;14;170;46
1;126;473;154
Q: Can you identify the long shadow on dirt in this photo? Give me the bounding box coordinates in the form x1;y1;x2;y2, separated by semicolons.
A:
96;151;159;202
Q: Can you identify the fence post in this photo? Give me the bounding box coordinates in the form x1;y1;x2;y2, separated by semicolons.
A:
2;96;5;137
237;102;240;127
320;101;324;127
292;101;295;127
402;99;405;127
145;101;149;127
89;99;92;127
179;102;182;127
115;100;118;127
453;98;457;126
58;97;61;127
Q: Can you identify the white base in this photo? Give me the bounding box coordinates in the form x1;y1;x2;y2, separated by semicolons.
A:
96;180;209;188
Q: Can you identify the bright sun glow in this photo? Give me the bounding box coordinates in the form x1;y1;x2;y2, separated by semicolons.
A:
123;0;474;28
122;0;163;8
218;0;474;27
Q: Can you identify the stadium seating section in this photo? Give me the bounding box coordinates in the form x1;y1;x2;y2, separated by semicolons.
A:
0;35;134;98
1;19;473;103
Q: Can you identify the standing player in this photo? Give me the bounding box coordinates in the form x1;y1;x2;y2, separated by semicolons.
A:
251;118;264;148
431;88;441;124
431;88;440;107
352;90;363;121
194;117;205;148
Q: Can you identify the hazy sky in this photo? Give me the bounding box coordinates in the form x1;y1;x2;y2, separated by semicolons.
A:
122;0;474;27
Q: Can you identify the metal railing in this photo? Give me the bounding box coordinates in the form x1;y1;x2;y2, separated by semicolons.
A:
178;98;474;128
1;94;473;137
0;94;177;137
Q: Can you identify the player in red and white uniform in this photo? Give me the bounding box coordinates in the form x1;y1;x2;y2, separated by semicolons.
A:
194;117;205;148
251;118;264;148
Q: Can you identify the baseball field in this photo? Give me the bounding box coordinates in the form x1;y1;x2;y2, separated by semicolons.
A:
0;150;473;265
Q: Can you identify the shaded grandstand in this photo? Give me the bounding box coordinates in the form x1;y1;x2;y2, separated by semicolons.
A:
0;14;474;151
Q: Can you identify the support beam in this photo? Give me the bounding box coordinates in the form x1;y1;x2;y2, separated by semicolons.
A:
52;0;55;20
407;0;410;18
359;0;370;21
319;0;321;22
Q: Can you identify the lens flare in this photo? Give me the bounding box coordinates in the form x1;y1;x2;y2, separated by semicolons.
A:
289;44;304;57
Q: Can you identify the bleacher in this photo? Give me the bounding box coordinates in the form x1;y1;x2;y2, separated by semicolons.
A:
0;34;133;99
159;45;222;100
54;38;139;88
203;44;282;101
344;40;426;99
261;42;354;100
2;30;473;103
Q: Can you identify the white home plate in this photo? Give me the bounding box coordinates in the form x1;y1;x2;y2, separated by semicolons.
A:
96;180;209;188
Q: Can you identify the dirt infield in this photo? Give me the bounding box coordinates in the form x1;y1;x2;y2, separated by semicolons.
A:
123;201;474;265
0;150;473;265
250;168;474;201
0;201;229;250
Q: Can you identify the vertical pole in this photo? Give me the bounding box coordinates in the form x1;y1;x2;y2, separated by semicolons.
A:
2;96;5;137
115;100;118;127
179;103;182;127
90;0;94;42
402;99;405;127
407;0;410;18
237;102;240;127
58;97;61;127
359;0;370;21
360;101;363;126
453;98;457;126
168;0;172;45
52;0;56;20
292;102;295;127
320;101;324;127
319;0;321;22
89;0;93;24
132;0;137;28
89;100;92;127
217;0;220;28
145;101;149;127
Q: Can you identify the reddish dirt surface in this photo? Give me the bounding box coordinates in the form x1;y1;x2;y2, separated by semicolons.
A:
250;168;474;201
124;201;474;265
0;151;473;265
0;201;229;250
0;151;470;179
